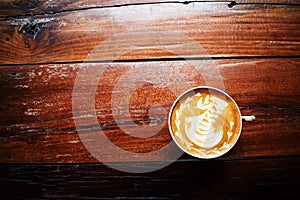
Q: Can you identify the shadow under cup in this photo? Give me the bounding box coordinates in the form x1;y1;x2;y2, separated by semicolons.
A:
168;86;242;159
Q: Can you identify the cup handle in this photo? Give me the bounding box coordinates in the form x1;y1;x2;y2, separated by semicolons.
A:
241;115;256;122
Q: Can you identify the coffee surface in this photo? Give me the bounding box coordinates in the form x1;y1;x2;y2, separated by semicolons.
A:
169;88;241;158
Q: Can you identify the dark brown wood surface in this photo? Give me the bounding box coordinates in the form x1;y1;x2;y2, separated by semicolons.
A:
1;157;300;199
0;0;299;199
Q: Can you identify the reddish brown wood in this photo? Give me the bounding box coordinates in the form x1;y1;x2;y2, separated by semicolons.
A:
0;0;299;17
0;1;299;199
0;58;299;163
0;3;299;64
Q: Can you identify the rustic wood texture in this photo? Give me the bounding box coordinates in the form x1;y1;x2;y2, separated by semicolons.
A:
0;2;299;64
0;0;299;199
1;0;299;17
1;158;300;199
0;58;299;163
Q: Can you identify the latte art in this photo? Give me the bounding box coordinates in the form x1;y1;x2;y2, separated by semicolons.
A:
169;87;242;158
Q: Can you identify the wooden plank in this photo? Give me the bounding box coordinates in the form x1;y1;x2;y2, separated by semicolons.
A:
0;2;299;64
0;158;299;199
1;107;299;163
0;58;299;163
0;0;299;17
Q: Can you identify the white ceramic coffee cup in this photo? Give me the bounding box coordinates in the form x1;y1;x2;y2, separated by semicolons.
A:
168;86;246;159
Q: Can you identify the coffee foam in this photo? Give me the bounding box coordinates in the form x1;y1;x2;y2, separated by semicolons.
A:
169;87;241;158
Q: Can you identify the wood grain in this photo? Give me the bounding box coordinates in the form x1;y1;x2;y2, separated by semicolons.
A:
0;58;299;163
0;1;299;199
0;2;299;65
0;0;299;17
1;158;299;199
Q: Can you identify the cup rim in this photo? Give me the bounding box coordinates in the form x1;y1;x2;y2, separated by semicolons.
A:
168;86;242;159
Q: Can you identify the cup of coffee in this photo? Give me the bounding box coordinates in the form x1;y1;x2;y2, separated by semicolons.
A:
168;86;242;159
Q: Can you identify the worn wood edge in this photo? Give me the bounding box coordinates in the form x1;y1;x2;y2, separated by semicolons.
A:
0;3;299;64
0;58;299;163
0;0;299;17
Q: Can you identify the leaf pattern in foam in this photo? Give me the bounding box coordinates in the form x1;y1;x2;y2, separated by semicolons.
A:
184;94;228;149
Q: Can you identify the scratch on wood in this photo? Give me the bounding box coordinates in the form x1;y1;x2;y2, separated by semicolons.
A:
15;85;29;89
24;108;41;116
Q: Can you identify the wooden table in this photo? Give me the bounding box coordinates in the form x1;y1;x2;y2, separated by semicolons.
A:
0;0;299;199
